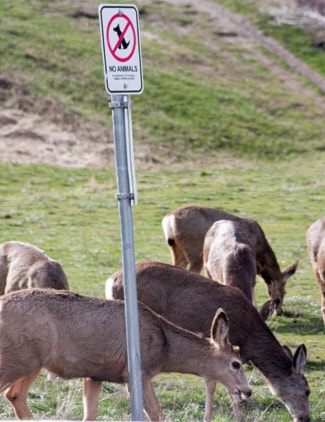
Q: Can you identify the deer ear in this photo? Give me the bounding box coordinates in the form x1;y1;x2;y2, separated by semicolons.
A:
259;298;280;321
293;344;307;374
282;259;299;282
282;345;293;359
211;308;229;347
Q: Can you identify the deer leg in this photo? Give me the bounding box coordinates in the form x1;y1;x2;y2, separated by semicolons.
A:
229;392;244;422
204;378;217;422
82;377;102;421
321;288;325;326
140;377;164;421
0;254;7;295
5;371;39;419
170;242;188;269
316;271;325;326
252;277;257;308
204;378;244;422
187;255;204;273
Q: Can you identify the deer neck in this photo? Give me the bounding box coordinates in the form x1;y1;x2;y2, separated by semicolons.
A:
160;325;213;377
258;246;282;282
246;333;292;381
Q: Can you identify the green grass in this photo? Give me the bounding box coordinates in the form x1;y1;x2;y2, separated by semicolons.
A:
0;156;324;421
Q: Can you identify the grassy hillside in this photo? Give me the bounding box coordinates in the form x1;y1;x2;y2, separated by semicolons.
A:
1;0;325;161
0;0;324;421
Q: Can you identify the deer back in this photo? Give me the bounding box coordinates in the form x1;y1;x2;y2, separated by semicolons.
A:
108;260;271;358
306;217;325;277
0;289;175;382
162;205;278;275
203;220;256;303
162;205;245;272
0;241;69;294
306;216;325;325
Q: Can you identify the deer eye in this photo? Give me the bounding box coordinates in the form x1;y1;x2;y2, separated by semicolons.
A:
231;361;241;370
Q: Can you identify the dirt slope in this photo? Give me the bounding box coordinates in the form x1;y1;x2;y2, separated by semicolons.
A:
1;0;325;169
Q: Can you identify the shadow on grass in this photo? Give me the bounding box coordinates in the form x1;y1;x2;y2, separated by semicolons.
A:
270;307;324;336
305;359;325;371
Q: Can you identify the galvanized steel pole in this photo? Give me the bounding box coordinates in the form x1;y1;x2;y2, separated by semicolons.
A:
110;94;144;421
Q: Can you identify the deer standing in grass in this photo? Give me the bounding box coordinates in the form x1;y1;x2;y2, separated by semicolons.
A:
0;288;251;421
0;241;69;294
203;219;257;306
106;260;310;422
162;205;299;313
306;216;325;326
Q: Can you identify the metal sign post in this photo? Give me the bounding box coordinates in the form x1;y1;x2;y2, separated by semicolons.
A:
99;4;144;421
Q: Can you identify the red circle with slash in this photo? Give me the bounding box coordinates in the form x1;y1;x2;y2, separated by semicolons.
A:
106;14;136;62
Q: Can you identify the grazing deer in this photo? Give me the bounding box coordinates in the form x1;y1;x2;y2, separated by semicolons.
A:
0;289;251;422
203;219;257;306
162;205;299;313
0;241;69;294
306;216;325;326
0;241;69;381
106;260;310;422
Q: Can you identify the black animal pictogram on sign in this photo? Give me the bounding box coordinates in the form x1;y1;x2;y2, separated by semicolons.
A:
113;24;130;50
106;14;136;62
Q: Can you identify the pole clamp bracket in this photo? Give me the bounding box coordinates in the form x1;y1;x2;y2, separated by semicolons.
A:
116;192;135;200
109;100;130;109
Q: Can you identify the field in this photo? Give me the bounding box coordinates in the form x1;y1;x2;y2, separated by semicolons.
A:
0;0;325;421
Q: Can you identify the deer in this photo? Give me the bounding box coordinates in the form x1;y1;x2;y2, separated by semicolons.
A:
0;241;69;294
306;216;325;326
106;260;310;422
203;220;279;320
162;205;299;313
203;219;257;306
0;241;69;381
0;288;251;422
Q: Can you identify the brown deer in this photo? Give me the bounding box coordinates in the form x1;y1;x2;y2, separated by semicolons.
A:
106;260;310;422
0;241;69;381
306;216;325;326
203;219;257;306
0;241;69;294
162;205;299;313
0;288;251;421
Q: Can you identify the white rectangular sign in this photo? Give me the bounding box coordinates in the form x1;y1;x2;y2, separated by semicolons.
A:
98;4;144;95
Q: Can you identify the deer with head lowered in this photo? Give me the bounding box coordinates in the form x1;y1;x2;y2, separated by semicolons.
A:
162;205;299;313
203;220;279;320
106;260;310;422
0;241;69;381
0;288;251;421
306;216;325;326
203;219;257;306
0;241;69;294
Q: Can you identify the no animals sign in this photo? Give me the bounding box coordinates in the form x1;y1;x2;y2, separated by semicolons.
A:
99;4;144;94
